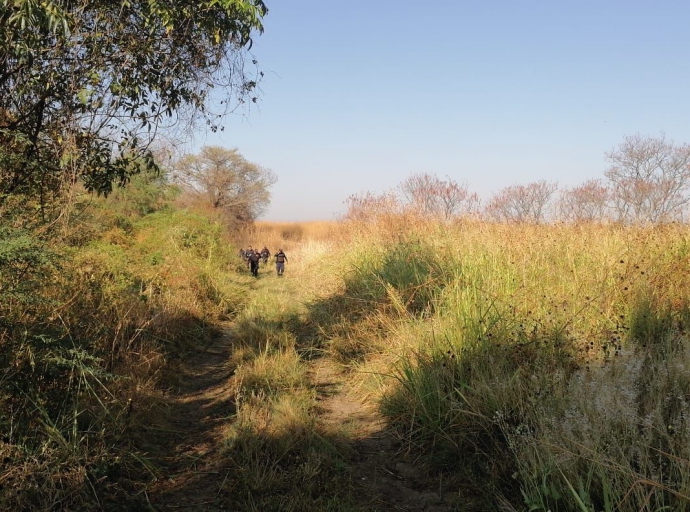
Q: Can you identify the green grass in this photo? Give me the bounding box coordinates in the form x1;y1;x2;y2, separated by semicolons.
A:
219;246;362;511
329;220;690;511
0;188;251;510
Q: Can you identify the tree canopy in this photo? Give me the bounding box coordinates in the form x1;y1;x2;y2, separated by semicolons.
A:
605;134;690;223
172;145;276;224
0;0;267;209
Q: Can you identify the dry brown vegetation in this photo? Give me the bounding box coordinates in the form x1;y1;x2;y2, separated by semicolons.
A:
168;211;690;510
249;220;341;246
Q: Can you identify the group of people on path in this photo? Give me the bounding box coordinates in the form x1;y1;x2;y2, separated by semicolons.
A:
239;246;288;277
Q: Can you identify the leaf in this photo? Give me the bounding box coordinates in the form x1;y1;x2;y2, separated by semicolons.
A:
77;88;91;105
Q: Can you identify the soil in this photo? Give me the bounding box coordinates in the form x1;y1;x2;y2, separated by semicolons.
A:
312;360;489;512
145;333;489;511
145;332;238;511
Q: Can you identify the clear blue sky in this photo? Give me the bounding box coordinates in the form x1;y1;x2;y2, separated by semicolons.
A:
198;0;690;221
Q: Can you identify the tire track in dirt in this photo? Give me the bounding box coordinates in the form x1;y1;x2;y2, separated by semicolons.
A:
145;330;237;511
311;358;457;512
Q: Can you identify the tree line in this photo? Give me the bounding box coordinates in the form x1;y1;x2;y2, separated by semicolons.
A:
345;134;690;224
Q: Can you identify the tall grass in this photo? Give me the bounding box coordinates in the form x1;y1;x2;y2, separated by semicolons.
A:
9;191;689;511
251;220;340;247
327;217;690;510
0;188;251;510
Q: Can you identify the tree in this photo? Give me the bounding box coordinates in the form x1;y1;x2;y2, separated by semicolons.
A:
104;163;176;218
172;146;276;224
343;191;400;222
486;180;557;223
605;134;690;223
557;179;610;223
0;0;267;209
398;173;480;220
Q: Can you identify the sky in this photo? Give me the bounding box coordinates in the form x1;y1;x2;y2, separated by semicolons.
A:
197;0;690;221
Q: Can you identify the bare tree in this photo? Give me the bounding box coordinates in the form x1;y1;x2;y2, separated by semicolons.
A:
343;191;400;222
398;173;479;220
605;134;690;223
399;173;434;215
486;180;558;223
172;146;276;224
436;179;481;220
557;179;610;223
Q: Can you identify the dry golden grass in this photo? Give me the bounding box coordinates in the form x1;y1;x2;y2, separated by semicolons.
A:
10;195;688;510
327;214;690;510
249;220;340;247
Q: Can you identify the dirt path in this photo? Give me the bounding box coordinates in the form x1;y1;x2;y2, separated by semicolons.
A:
142;261;484;510
312;359;460;512
145;331;237;511
147;343;464;511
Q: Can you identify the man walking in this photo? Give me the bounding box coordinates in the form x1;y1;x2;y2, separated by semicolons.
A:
246;247;260;277
274;248;288;276
260;246;270;266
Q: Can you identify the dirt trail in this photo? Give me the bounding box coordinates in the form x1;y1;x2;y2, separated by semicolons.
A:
146;331;237;511
143;264;482;510
148;345;463;511
312;359;459;512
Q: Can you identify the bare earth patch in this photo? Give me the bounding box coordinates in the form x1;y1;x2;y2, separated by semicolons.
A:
312;359;482;511
146;331;237;511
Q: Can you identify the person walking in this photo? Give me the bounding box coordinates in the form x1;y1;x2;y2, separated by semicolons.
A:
260;246;271;266
246;247;260;277
274;248;288;276
243;246;252;267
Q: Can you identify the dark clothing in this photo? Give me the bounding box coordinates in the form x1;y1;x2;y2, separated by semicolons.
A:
246;249;260;276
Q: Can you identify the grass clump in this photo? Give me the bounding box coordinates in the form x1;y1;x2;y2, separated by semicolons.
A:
224;390;355;511
304;234;456;365
234;349;309;397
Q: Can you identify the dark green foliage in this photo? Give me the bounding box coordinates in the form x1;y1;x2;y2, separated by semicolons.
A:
0;226;55;305
103;163;178;218
0;0;267;207
627;293;675;349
